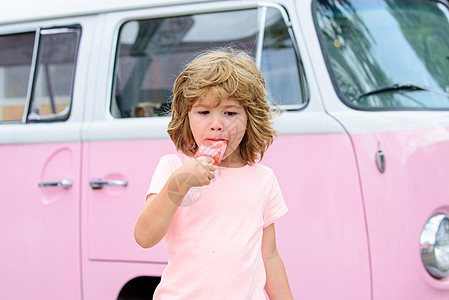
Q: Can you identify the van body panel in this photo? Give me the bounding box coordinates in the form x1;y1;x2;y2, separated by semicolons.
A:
0;12;92;299
346;125;449;299
84;139;173;262
82;132;372;299
263;133;371;299
82;260;166;299
0;142;82;299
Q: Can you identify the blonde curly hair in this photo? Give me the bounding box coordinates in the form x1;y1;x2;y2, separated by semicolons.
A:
168;47;277;165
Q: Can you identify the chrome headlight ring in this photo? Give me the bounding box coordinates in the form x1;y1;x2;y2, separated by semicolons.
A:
420;214;449;278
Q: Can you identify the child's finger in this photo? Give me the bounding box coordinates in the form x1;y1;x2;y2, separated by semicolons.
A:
204;156;214;165
195;156;215;169
195;155;213;164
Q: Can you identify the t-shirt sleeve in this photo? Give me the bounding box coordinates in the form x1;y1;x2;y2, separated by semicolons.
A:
146;155;177;200
263;171;288;229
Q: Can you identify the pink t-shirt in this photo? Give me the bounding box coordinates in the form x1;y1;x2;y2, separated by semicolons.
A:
146;153;287;300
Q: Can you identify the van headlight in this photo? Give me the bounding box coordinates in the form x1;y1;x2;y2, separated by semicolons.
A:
420;214;449;278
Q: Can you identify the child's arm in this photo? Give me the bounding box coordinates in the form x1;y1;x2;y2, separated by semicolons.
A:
262;223;294;300
134;156;215;248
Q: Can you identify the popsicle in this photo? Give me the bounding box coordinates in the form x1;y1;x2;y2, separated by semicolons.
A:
194;139;228;165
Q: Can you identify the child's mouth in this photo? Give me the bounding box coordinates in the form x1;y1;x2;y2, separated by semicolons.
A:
194;139;228;165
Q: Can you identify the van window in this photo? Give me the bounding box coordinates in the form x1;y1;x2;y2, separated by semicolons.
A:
112;6;305;118
261;7;305;107
0;26;80;123
315;0;449;109
0;32;34;122
28;27;80;122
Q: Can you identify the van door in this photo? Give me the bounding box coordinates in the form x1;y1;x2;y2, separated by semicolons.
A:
314;0;449;298
0;25;83;299
83;3;286;266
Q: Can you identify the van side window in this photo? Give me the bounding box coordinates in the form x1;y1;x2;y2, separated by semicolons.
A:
28;27;81;122
0;27;80;123
0;32;35;122
261;7;306;108
112;6;306;118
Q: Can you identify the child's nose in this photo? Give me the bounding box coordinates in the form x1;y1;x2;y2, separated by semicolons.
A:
209;114;224;131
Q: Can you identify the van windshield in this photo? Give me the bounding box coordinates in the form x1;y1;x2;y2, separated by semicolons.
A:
314;0;449;109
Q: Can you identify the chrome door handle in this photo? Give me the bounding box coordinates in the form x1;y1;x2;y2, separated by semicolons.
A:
38;179;72;189
89;179;128;190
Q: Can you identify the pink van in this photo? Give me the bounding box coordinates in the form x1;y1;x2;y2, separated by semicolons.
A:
1;0;448;299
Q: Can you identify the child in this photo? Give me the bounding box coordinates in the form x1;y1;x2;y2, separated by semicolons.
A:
134;48;293;299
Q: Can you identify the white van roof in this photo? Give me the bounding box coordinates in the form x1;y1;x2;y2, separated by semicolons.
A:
0;0;213;25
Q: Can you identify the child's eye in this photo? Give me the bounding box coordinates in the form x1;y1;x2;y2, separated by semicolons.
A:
225;112;237;116
199;111;210;115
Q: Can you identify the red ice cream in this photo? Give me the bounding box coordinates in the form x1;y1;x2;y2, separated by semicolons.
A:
194;139;228;165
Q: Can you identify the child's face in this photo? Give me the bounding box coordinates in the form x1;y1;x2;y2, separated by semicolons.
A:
188;91;248;164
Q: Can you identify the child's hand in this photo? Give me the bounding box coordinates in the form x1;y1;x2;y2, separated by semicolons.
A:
135;156;216;248
175;156;216;188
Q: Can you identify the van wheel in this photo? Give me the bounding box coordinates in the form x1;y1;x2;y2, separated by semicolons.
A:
117;276;161;300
